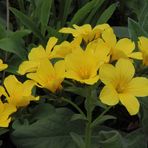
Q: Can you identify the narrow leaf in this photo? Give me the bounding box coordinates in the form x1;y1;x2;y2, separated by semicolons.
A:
10;7;44;42
96;2;118;24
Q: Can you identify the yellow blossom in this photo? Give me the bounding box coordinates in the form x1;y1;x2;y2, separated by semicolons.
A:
138;36;148;66
0;59;8;71
52;37;82;58
86;38;111;63
0;100;16;127
99;58;148;115
102;28;142;61
65;49;102;85
59;24;110;43
27;59;65;93
18;37;58;75
3;75;38;107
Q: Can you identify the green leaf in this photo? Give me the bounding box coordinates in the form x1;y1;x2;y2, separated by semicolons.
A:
64;86;87;98
96;2;118;24
84;0;105;24
40;0;53;34
10;7;44;42
139;2;148;33
84;86;98;112
113;26;129;38
70;0;96;25
0;24;6;39
0;128;9;135
91;115;116;128
0;37;27;60
128;18;148;41
71;114;87;121
6;55;23;74
61;0;73;26
124;129;147;148
98;130;123;148
11;108;85;148
140;97;148;136
70;132;85;148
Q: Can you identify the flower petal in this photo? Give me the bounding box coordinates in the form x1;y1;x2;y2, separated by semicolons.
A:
119;93;139;115
80;75;99;85
115;38;135;54
115;58;135;82
54;60;65;78
18;61;39;75
100;86;119;105
46;37;58;57
125;77;148;97
28;45;47;60
99;64;117;86
102;28;117;48
129;52;143;60
4;75;21;96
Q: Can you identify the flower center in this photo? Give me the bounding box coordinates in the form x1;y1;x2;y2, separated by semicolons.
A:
116;82;127;93
78;68;90;79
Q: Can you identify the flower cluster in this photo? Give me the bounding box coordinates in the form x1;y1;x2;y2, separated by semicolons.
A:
0;24;148;127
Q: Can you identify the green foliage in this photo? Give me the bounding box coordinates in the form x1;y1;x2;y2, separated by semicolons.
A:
0;0;148;147
96;2;118;24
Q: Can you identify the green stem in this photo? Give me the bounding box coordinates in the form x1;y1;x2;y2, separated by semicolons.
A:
85;109;92;148
61;97;85;117
2;0;9;83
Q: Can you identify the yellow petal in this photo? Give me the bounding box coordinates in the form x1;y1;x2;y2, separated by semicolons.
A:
52;41;73;58
4;75;21;96
94;24;111;31
119;93;139;115
54;60;65;78
138;36;148;51
28;45;47;60
18;61;39;75
99;64;117;86
115;58;135;82
115;38;135;54
27;60;54;87
0;103;16;127
0;59;8;71
0;86;7;97
0;117;11;127
80;75;99;85
129;52;143;60
59;27;76;34
22;80;36;96
100;85;119;105
102;28;117;48
46;37;58;57
125;77;148;97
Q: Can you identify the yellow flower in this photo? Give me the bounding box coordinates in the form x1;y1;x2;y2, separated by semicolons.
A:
138;36;148;66
99;58;148;115
65;49;101;85
27;59;65;93
0;59;8;71
18;37;58;75
86;38;111;63
102;28;142;61
52;37;81;58
3;75;38;107
59;24;110;43
0;100;16;127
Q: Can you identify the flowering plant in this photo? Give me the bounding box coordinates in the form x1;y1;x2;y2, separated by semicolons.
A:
0;0;148;148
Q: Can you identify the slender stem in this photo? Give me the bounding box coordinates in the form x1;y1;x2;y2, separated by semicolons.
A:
2;0;9;82
99;106;112;118
85;109;92;148
6;0;9;30
61;97;85;117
